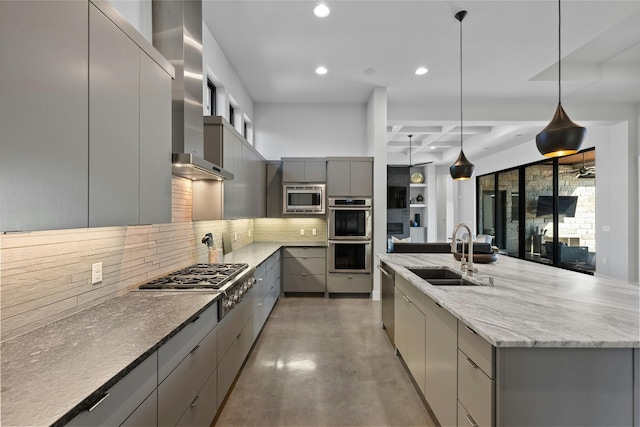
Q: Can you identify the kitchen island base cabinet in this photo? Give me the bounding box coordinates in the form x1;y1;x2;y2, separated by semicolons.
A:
494;347;636;427
424;297;457;427
394;277;426;395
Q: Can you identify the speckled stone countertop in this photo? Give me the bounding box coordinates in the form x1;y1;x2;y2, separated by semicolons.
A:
1;241;319;427
378;253;640;348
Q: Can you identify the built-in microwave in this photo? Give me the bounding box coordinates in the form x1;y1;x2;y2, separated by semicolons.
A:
283;184;325;215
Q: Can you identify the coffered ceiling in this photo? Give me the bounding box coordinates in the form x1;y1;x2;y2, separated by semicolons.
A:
203;1;640;165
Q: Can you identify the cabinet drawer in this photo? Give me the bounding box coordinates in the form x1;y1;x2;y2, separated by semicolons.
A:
218;315;253;407
255;261;267;280
283;247;325;258
283;257;325;275
121;389;157;427
458;321;495;378
283;274;325;293
252;274;267;311
158;326;218;427
218;293;253;362
458;349;494;427
268;251;281;269
66;353;157;427
158;303;217;382
326;274;371;293
176;369;218;427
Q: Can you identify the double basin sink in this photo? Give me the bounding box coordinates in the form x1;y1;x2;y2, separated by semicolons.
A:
407;267;478;286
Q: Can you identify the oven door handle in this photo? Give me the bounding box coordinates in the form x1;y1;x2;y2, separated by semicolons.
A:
328;240;372;244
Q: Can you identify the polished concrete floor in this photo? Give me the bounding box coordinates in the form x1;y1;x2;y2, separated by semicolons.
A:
215;297;435;426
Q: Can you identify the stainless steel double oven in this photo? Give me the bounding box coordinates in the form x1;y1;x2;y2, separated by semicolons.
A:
327;197;372;274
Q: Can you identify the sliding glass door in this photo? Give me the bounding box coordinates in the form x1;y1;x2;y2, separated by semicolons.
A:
477;149;596;275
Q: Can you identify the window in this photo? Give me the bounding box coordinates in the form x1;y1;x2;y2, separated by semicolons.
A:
206;79;216;116
229;104;235;126
244;121;248;139
477;149;596;275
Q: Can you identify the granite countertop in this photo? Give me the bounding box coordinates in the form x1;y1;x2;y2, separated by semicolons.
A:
378;253;640;349
0;241;306;427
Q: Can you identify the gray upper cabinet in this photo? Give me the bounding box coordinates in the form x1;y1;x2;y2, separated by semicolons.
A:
0;1;89;232
89;4;140;227
266;162;283;218
282;160;326;183
202;117;266;220
139;53;172;225
327;159;373;197
0;1;173;232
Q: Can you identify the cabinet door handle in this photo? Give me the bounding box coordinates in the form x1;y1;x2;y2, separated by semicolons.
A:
403;295;411;303
464;412;479;427
301;274;308;276
237;331;242;339
465;356;478;369
88;393;110;412
190;395;201;408
435;301;443;308
190;344;201;355
465;325;478;335
258;302;263;307
190;315;200;323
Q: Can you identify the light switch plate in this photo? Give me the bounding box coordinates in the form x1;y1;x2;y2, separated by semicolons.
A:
312;229;317;236
91;262;103;284
300;229;305;236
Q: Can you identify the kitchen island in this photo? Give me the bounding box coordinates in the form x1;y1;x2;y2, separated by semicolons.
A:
378;252;639;426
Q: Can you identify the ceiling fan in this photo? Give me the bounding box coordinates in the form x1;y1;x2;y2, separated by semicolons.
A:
389;134;434;168
561;152;595;178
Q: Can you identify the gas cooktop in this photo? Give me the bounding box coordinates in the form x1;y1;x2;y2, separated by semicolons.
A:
138;263;249;290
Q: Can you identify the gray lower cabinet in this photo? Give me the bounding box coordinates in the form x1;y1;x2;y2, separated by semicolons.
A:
217;288;254;407
394;278;426;395
283;247;326;294
326;160;373;197
176;369;218;427
326;273;371;294
0;0;89;232
424;298;457;427
66;353;158;427
158;326;218;426
121;390;158;427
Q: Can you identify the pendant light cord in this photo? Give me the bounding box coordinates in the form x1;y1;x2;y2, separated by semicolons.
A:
558;0;562;105
459;13;463;151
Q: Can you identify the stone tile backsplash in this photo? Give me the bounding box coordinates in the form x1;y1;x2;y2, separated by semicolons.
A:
0;177;326;341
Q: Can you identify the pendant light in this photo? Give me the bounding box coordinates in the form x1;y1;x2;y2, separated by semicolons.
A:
535;0;586;158
450;10;475;181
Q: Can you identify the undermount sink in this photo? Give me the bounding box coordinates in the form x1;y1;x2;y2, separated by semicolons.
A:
407;267;478;286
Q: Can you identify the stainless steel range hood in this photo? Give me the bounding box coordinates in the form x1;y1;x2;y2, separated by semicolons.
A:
152;0;232;181
172;153;233;181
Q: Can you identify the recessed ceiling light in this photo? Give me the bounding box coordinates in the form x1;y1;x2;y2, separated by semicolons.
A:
315;66;328;75
430;146;436;150
415;67;428;75
314;4;330;18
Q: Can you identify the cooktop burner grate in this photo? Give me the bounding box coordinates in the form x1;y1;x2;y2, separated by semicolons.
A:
138;263;248;290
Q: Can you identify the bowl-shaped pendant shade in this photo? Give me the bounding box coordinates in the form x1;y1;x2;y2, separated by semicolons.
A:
536;103;586;158
449;149;475;180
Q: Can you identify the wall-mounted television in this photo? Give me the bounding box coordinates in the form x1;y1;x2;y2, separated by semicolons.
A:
387;186;407;209
536;195;578;217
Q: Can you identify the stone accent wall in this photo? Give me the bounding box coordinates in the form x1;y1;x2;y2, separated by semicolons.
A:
0;176;325;341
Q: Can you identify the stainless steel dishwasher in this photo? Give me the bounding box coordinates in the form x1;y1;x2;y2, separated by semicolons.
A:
378;262;395;345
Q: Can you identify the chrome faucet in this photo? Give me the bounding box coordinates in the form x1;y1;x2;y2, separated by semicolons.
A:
451;223;477;276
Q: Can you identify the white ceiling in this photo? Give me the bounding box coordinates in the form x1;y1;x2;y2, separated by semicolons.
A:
202;1;640;165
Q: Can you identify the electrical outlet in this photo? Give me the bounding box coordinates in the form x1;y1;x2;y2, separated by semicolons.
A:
248;229;252;237
91;262;102;284
300;229;305;236
602;225;611;232
312;228;317;236
234;232;238;241
602;257;607;265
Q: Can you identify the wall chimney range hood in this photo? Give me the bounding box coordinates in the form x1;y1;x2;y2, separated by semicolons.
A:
153;0;232;181
172;153;233;181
